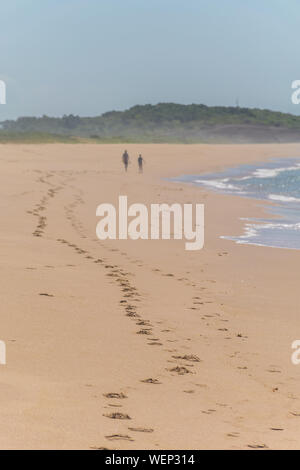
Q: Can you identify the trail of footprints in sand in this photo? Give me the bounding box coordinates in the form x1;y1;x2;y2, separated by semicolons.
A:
44;178;277;449
100;248;250;358
29;170;87;238
56;236;205;448
29;174;55;237
56;190;257;447
29;172;70;238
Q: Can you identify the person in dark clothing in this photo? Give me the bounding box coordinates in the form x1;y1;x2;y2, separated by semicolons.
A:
138;154;144;173
122;150;129;171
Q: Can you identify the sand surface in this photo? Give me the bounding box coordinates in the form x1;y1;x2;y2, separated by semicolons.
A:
0;143;300;449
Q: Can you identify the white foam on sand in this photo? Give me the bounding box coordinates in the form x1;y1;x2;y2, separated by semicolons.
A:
251;164;300;179
221;220;300;249
195;178;240;191
268;194;300;203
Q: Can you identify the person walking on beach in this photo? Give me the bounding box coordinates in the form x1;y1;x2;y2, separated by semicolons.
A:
138;154;145;173
122;150;129;172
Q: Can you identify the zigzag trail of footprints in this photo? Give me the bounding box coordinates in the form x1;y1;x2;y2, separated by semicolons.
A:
30;171;272;450
28;172;64;238
56;236;205;448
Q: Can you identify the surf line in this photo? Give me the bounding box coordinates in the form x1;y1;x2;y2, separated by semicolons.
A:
96;195;204;251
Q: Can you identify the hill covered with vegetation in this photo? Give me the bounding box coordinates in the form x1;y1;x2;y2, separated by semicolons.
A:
2;103;300;143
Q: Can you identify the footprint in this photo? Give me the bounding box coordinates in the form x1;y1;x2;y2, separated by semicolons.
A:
105;434;134;442
90;446;112;450
172;354;201;363
128;427;154;433
126;312;139;318
169;366;191;375
136;320;151;326
103;412;131;420
202;409;216;415
103;393;127;399
227;432;239;438
141;378;161;385
247;444;268;449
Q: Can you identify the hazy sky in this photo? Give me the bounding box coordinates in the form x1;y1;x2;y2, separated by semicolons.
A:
0;0;299;119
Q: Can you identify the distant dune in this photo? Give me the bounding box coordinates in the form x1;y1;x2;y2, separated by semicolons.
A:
2;103;300;143
194;124;300;143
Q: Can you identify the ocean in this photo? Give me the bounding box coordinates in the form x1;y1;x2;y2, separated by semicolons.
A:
175;158;300;250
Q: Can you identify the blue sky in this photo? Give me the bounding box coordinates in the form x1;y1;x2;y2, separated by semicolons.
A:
0;0;299;119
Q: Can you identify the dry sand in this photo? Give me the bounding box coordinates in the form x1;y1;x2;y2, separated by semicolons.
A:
0;143;300;449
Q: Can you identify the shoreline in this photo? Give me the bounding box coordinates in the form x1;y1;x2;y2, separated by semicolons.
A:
173;156;300;251
0;143;300;449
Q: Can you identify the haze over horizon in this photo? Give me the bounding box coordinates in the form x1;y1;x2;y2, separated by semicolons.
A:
1;0;299;120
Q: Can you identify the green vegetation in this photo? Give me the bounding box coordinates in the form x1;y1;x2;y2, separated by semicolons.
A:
1;103;300;143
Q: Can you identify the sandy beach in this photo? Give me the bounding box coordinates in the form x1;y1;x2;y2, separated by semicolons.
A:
0;143;300;449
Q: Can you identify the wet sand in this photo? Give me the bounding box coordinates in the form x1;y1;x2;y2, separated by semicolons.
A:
0;143;300;449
